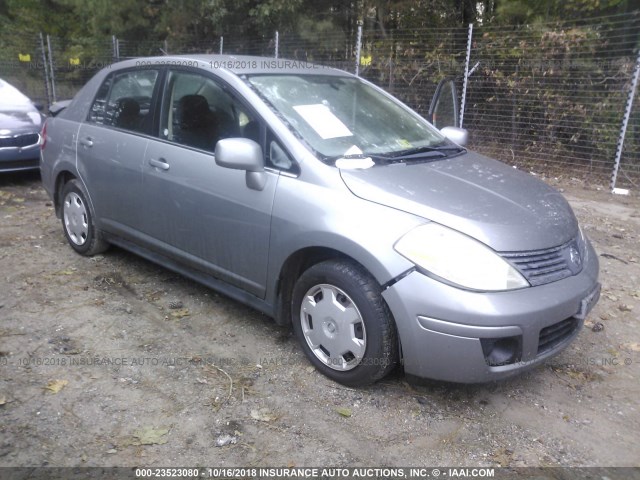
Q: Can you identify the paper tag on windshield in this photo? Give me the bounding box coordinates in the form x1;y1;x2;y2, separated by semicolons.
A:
293;104;353;139
335;145;374;169
335;158;375;169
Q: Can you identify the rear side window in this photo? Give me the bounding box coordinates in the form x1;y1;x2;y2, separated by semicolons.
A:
88;69;159;134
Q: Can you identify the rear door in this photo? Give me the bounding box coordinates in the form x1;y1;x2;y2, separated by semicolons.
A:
141;69;278;297
76;68;161;232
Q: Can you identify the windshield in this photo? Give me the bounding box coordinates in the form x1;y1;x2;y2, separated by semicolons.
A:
246;74;447;162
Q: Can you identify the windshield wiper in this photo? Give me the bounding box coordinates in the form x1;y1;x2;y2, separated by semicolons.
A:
388;144;466;160
324;153;393;163
324;144;466;166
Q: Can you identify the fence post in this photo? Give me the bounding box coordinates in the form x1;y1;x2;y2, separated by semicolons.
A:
388;31;394;91
38;32;51;108
355;22;363;76
274;31;279;59
219;36;224;55
610;48;640;192
46;35;57;103
459;23;473;129
112;35;119;61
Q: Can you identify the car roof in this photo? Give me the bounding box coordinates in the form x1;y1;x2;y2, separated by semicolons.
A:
111;54;353;77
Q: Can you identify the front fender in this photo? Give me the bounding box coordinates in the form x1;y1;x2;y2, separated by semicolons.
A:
265;173;423;306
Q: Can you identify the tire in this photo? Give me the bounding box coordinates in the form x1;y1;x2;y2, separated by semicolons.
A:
291;260;398;387
60;179;108;256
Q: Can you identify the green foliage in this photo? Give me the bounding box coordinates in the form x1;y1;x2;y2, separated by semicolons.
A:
495;0;631;24
1;0;636;179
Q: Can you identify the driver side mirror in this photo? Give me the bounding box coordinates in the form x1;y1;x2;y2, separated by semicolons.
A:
429;79;468;146
440;127;468;146
215;138;267;191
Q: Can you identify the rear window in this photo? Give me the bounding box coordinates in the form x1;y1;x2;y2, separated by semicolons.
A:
87;70;159;134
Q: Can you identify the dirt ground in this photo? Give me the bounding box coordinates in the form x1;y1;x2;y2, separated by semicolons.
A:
0;171;639;469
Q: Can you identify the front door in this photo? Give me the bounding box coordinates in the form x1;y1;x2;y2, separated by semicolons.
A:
142;69;277;298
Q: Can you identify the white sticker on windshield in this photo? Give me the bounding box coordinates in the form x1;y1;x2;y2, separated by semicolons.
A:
334;145;374;169
293;104;353;139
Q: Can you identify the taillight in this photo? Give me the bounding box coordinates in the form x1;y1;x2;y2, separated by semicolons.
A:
40;120;47;150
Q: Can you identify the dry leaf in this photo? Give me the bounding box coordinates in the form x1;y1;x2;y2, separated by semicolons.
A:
0;395;6;405
336;407;352;417
56;269;76;276
170;308;190;319
45;379;68;393
132;426;169;445
621;342;640;353
250;408;278;422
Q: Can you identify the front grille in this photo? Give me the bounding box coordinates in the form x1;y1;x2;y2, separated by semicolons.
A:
538;317;579;354
501;238;583;286
0;133;40;148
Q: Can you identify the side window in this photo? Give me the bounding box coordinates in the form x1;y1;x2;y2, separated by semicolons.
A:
428;78;459;129
266;131;294;171
88;69;159;134
87;77;111;124
161;70;258;152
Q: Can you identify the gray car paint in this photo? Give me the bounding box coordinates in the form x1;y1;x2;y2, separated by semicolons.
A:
40;54;600;384
340;151;577;252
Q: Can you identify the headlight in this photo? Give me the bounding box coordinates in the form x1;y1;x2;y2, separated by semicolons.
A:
578;225;588;258
394;223;529;291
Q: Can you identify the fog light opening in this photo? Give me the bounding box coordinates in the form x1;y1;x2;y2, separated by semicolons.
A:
481;336;522;367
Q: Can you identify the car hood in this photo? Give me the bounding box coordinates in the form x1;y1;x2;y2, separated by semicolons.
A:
0;108;43;133
339;151;577;252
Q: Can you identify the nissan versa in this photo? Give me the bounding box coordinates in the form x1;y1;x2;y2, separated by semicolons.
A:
40;55;600;386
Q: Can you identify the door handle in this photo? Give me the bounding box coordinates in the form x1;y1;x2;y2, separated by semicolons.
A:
79;137;93;148
149;157;170;171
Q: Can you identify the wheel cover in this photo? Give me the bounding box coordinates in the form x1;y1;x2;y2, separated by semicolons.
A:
63;192;89;246
299;284;367;371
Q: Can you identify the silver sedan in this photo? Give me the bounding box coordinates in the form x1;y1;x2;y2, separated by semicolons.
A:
40;55;600;386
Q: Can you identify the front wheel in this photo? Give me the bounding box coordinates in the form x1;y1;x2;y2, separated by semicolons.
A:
291;260;398;387
61;179;108;256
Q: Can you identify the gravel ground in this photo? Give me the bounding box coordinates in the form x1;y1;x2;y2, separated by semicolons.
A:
0;171;638;468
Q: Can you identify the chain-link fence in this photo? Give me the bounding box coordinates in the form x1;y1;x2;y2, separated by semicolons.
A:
0;33;50;108
1;13;638;189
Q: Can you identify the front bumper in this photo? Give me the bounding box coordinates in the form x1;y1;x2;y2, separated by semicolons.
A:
382;240;600;383
0;144;40;172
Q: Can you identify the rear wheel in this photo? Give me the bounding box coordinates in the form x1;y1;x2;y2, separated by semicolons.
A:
291;260;397;387
61;179;108;256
